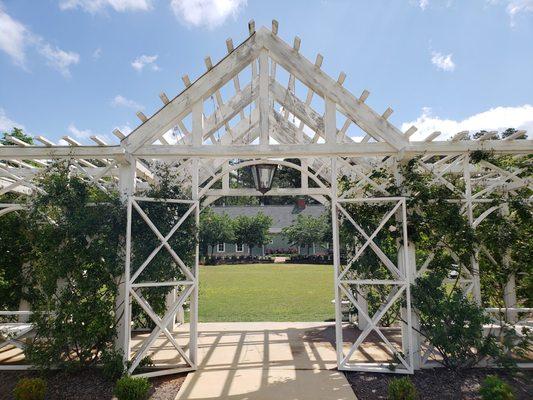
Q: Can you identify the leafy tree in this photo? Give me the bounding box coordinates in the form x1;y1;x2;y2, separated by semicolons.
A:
24;162;125;368
282;213;329;254
233;212;272;255
500;128;526;140
0;199;31;311
199;208;234;256
0;127;34;145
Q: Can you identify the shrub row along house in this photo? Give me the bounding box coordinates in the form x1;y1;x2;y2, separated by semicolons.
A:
210;201;329;257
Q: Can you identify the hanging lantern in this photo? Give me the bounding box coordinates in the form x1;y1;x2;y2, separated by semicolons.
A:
250;163;278;194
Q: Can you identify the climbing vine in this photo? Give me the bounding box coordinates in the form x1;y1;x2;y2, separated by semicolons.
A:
339;153;531;369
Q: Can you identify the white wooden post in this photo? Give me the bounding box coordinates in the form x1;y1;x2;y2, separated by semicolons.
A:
501;203;517;323
189;99;202;367
165;289;177;331
355;286;369;331
399;240;420;369
463;155;482;304
301;159;308;190
331;157;344;367
116;160;136;360
504;275;517;323
259;50;269;147
325;98;336;144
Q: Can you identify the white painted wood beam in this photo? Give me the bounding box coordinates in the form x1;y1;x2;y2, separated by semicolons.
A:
257;29;408;149
35;136;54;146
226;38;246;120
452;131;469;142
271;19;279;35
258;50;270;146
202;79;258;140
123;32;259;152
134;139;533;159
248;19;255;35
325;97;337;144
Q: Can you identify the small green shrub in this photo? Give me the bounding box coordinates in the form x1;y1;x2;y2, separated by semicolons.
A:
114;376;151;400
101;349;125;381
13;378;47;400
387;377;417;400
479;375;515;400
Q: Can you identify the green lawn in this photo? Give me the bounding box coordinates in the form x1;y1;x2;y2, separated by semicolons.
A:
198;264;335;322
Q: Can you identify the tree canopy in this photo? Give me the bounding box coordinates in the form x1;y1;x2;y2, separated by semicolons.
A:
233;212;272;255
282;213;330;254
199;208;235;256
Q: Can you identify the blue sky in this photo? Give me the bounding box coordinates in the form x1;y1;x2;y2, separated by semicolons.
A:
0;0;532;144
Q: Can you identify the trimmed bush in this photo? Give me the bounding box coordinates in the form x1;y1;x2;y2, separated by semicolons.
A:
114;376;151;400
387;377;417;400
479;375;515;400
13;378;47;400
101;349;125;381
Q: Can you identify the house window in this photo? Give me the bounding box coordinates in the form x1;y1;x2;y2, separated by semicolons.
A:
235;243;244;253
217;243;225;252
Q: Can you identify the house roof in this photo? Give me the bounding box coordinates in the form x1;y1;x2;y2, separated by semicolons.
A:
212;204;326;233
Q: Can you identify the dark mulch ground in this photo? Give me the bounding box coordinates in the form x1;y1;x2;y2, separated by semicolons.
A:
345;368;532;400
0;370;187;400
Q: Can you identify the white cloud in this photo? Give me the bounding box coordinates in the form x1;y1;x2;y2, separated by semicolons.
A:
38;43;80;77
401;105;533;140
170;0;247;29
431;51;455;72
506;0;533;25
111;95;143;110
419;0;429;10
0;5;29;66
0;5;79;76
67;123;94;139
0;108;25;133
67;123;115;143
59;0;152;13
131;54;159;72
486;0;533;26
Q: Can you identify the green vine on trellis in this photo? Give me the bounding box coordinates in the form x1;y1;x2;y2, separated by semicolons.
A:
339;154;532;369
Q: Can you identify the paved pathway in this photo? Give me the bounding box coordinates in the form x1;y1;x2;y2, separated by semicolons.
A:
175;322;357;400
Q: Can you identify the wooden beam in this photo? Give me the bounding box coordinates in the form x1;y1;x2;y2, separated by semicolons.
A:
258;50;270;145
159;92;170;105
271;19;279;35
248;19;255;35
35;136;54;146
136;111;148;123
382;107;393;120
337;72;346;86
132;139;533;159
202;79;258;140
123;33;259;153
404;126;417;139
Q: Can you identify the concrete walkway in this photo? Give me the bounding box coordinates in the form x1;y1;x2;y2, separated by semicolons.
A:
175;322;357;400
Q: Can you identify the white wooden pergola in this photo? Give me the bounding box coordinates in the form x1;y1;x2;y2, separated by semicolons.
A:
1;20;532;376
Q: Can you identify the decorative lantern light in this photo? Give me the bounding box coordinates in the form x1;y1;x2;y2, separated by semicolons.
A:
250;163;278;194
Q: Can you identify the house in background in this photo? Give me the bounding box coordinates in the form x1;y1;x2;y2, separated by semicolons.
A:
211;201;328;256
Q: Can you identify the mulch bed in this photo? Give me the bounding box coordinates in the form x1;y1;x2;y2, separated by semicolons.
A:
0;370;187;400
345;368;532;400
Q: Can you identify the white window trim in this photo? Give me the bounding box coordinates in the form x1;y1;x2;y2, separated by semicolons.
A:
217;243;225;252
235;243;244;253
